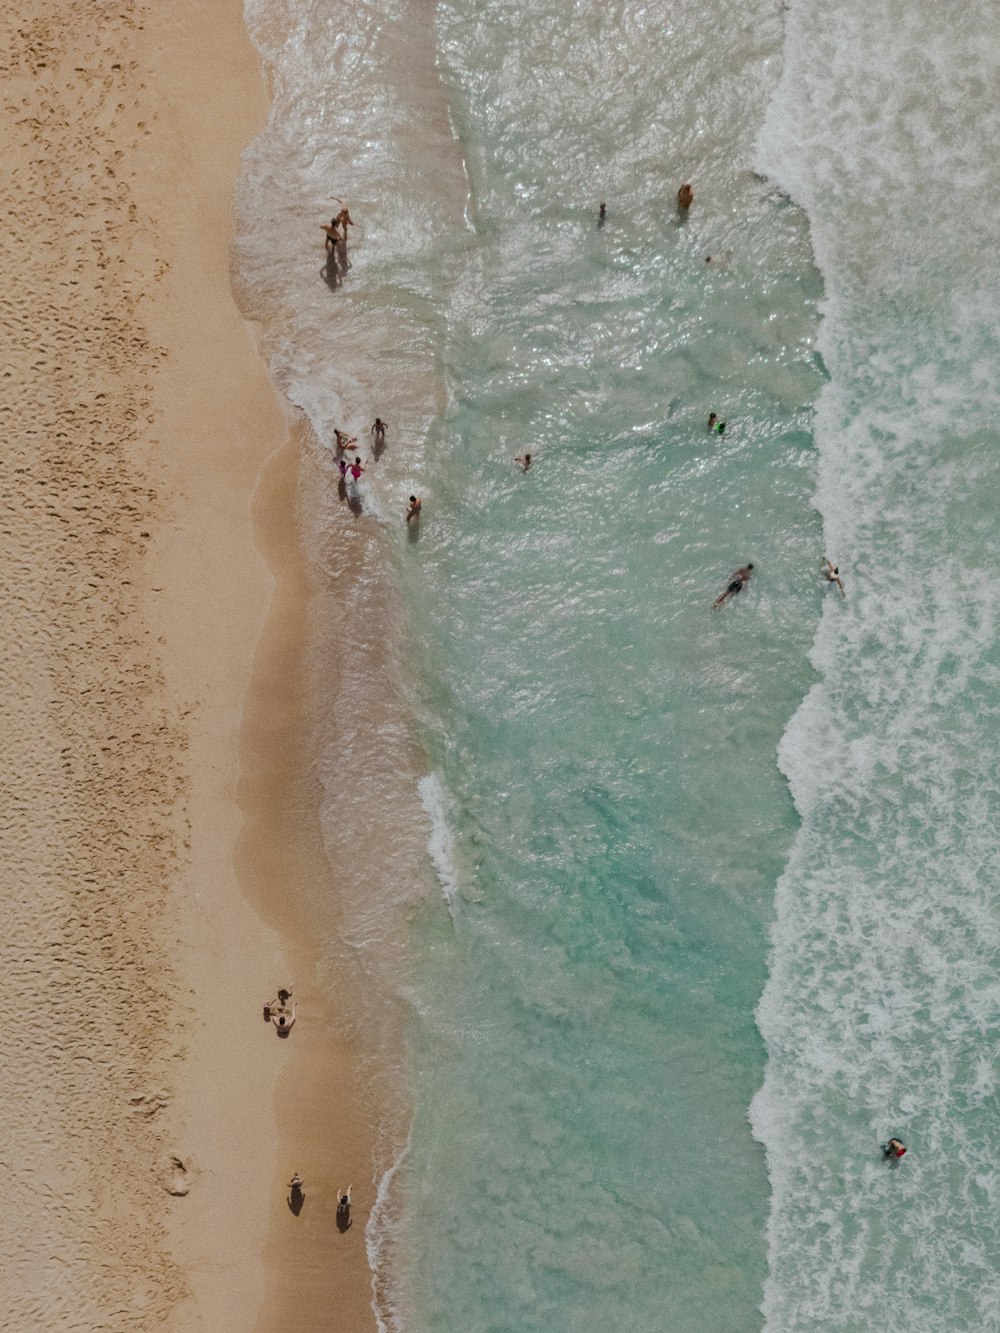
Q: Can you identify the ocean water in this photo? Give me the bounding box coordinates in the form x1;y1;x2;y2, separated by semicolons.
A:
236;0;1000;1328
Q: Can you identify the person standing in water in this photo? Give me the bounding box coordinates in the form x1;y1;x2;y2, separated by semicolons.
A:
514;452;532;471
598;200;606;227
712;563;753;609
349;456;365;482
677;182;694;212
823;556;846;595
336;205;353;241
321;217;340;249
371;418;388;446
405;495;421;524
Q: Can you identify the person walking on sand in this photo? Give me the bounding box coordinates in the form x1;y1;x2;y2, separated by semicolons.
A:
514;452;532;471
289;1172;303;1194
371;418;388;446
405;495;421;524
677;182;694;212
336;1184;353;1229
712;563;753;609
823;556;846;595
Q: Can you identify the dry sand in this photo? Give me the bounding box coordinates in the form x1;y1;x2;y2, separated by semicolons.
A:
0;1;378;1328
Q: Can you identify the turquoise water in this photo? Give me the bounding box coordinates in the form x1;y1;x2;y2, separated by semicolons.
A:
237;0;1000;1327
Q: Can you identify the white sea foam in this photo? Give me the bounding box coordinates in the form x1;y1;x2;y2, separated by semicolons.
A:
754;0;1000;1326
417;774;462;912
366;1127;412;1333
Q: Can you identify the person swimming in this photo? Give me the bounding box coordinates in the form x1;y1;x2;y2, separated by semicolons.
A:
823;556;846;595
882;1138;907;1159
712;563;753;609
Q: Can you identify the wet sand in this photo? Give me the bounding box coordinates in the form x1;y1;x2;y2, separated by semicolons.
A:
0;1;377;1327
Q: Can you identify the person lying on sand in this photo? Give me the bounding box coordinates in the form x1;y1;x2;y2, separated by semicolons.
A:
263;987;293;1019
712;563;753;609
272;1003;297;1036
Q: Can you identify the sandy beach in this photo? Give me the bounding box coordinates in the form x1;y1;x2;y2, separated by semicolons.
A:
0;1;376;1327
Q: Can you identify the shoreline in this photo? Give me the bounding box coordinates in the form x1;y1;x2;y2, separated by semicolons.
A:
130;4;384;1329
0;0;380;1326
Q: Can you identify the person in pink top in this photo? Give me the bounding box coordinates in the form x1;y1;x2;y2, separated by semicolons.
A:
349;457;365;482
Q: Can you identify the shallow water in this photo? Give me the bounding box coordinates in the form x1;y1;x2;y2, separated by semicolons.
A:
237;0;999;1326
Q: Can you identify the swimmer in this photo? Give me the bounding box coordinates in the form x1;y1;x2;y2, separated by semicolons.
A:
514;452;532;471
712;563;754;609
707;413;725;434
598;200;606;227
349;456;365;481
272;1003;297;1036
823;556;846;596
881;1138;907;1159
677;182;694;212
371;418;388;445
321;218;340;250
405;495;421;524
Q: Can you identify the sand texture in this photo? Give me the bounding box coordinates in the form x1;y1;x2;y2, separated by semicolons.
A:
0;2;189;1324
0;0;377;1326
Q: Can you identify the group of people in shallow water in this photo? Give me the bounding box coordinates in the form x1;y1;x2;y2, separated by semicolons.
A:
321;200;850;599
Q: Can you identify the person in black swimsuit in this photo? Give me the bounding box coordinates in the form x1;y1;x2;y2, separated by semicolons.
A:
712;563;753;609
